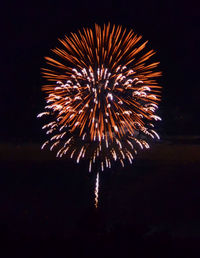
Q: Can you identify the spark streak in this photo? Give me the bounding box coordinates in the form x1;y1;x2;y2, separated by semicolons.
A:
95;172;99;209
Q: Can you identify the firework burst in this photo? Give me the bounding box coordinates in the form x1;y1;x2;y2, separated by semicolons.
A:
38;23;162;172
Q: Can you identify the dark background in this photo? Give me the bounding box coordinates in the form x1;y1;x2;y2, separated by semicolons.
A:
1;0;200;257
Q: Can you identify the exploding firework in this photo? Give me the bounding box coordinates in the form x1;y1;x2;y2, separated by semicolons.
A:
38;23;162;173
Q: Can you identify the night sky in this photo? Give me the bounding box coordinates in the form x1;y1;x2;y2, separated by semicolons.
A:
2;0;200;142
1;0;200;257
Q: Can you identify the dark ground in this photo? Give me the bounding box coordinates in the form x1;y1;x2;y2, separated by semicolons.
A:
1;140;200;258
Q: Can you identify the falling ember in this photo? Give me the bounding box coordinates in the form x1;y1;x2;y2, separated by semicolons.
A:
94;172;99;209
38;23;162;172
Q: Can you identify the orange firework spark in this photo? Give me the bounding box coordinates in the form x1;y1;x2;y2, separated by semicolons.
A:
38;23;162;172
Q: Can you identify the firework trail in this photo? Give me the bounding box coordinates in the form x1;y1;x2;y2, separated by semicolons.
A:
38;24;162;205
94;172;99;209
